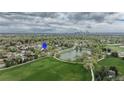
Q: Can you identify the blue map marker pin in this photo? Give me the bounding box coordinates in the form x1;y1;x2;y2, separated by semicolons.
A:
42;42;47;49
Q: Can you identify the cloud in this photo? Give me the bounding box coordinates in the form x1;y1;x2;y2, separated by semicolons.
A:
0;12;123;33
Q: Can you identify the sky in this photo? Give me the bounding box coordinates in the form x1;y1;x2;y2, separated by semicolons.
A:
0;12;124;33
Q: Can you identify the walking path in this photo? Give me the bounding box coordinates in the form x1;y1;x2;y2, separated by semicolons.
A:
54;47;106;81
90;66;95;81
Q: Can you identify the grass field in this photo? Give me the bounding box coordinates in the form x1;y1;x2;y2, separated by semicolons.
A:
96;57;124;75
106;44;124;52
0;57;91;81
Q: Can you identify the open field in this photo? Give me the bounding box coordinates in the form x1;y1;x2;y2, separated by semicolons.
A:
106;44;124;52
0;57;91;81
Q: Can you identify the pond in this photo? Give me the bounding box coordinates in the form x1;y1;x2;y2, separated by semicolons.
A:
59;48;91;61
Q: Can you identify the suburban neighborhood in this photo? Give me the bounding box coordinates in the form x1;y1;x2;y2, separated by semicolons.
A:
0;13;124;81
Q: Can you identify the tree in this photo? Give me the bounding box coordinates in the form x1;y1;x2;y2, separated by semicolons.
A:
16;55;22;64
82;52;94;70
107;48;111;53
111;52;118;57
75;46;78;52
0;52;4;58
4;58;16;67
109;66;118;76
8;46;17;52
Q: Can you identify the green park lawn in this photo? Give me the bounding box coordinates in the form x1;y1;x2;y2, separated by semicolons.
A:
96;57;124;75
106;44;124;52
0;57;91;81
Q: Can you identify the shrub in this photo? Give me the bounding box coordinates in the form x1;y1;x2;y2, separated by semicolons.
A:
102;48;107;52
4;58;16;67
122;57;124;60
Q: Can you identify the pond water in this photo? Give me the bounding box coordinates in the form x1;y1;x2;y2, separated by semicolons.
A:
59;49;91;61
